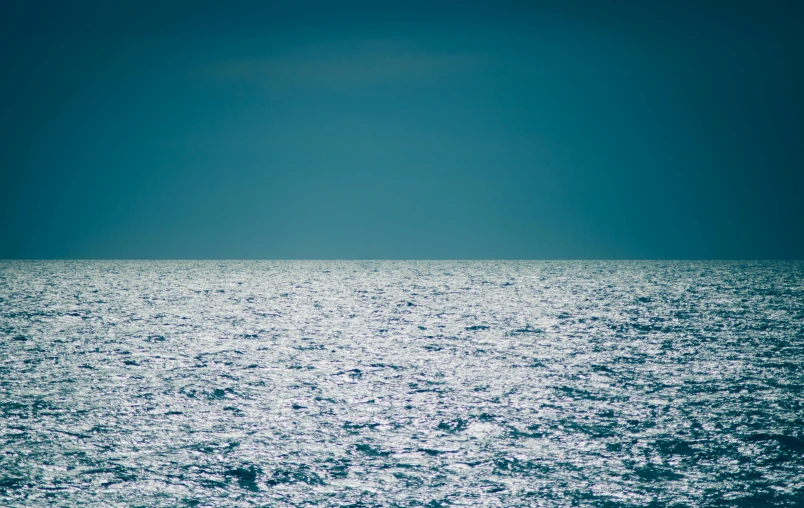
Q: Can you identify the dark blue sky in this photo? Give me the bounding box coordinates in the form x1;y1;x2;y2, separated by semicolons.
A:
2;1;802;259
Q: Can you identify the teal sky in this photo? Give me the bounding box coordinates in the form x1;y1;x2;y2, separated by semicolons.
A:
2;1;802;259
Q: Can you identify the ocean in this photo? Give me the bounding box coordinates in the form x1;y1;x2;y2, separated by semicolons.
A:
1;261;802;506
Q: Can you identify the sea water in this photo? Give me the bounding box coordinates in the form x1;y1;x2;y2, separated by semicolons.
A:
1;261;802;506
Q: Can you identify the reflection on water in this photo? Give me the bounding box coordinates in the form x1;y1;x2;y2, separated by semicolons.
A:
1;261;802;506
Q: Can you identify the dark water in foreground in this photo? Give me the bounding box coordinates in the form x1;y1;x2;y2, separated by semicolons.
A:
1;261;803;507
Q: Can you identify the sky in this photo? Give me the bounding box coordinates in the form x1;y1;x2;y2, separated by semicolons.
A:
1;0;802;259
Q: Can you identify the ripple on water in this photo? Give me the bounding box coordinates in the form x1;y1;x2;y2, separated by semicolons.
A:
0;260;802;506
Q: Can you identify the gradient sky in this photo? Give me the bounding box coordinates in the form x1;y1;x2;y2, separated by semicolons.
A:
1;0;802;259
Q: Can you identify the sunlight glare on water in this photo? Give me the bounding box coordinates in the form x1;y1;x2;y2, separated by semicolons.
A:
1;261;803;506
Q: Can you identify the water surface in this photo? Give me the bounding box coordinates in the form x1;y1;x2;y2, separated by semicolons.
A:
1;261;802;506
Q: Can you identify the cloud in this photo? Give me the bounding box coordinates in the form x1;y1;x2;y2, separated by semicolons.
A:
208;38;488;87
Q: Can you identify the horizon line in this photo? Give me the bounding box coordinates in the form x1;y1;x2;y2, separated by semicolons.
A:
1;259;802;262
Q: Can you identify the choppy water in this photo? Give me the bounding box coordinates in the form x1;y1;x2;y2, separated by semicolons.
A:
1;261;803;507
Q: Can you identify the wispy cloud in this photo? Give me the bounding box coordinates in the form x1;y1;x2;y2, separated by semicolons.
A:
208;38;488;87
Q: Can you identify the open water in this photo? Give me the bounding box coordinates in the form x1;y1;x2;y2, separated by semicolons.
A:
1;261;803;507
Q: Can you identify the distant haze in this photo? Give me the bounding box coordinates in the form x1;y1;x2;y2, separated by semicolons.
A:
1;1;802;259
